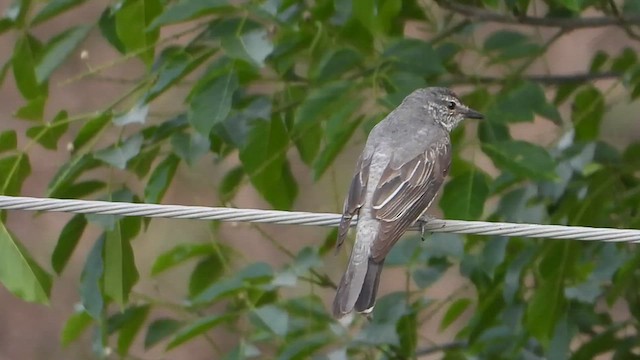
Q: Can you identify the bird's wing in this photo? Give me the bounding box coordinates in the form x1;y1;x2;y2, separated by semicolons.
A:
370;138;451;262
335;152;373;251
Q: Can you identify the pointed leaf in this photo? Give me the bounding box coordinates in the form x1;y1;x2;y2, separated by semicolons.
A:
482;140;556;181
52;214;87;274
188;70;238;136
36;25;91;83
0;154;31;195
113;305;151;355
0;222;52;304
115;0;162;67
170;132;209;166
80;236;105;319
0;131;17;153
145;318;182;349
440;298;472;331
166;313;235;350
73;112;112;151
440;171;489;220
150;0;231;28
151;243;214;275
48;154;100;197
113;103;148;126
26;110;69;150
13;34;45;99
32;0;88;25
60;309;93;346
145;155;180;203
104;222;139;307
189;254;226;297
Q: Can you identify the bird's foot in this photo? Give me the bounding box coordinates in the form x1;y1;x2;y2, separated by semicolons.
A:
417;215;438;241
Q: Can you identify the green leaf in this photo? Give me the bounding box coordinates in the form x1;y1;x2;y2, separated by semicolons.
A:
482;140;557;181
73;112;111;151
412;265;447;289
151;243;214;275
0;130;17;153
26;110;69;150
189;254;226;297
239;115;297;210
144;48;213;103
13;34;45;100
0;222;52;304
219;166;244;203
36;25;91;83
252;305;288;336
94;134;143;169
166;313;235;350
128;147;160;179
80;236;105;319
149;0;231;28
383;38;445;75
115;0;162;67
192;262;273;305
145;155;179;203
221;29;273;68
48;154;101;197
313;106;362;180
32;0;88;25
15;96;46;120
484;30;541;60
440;171;489;220
61;310;92;346
440;298;472;331
103;221;139;307
486;82;550;123
113;103;148;126
51;214;87;274
99;6;126;53
145;318;182;349
572;87;605;141
170;132;209;166
188;70;238;136
310;47;363;82
277;333;332;360
526;279;566;343
0;154;31;195
113;305;150;355
294;82;353;132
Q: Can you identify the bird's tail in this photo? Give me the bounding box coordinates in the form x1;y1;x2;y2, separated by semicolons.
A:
332;254;385;318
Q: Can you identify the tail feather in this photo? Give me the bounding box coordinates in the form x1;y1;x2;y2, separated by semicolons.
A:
332;253;385;318
354;258;385;313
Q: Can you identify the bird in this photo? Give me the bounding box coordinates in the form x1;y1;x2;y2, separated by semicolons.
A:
332;87;483;318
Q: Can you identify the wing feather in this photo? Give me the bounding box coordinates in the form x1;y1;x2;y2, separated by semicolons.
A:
370;139;451;261
336;153;372;251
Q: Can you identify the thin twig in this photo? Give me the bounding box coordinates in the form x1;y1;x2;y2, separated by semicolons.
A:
447;71;621;85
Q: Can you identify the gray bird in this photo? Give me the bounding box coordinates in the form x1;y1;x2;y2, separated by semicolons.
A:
332;87;483;318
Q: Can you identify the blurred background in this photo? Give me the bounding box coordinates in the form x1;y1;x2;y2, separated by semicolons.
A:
0;0;639;359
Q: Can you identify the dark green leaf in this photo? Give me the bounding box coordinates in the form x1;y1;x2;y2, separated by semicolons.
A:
60;310;92;346
13;34;45;100
32;0;88;25
277;333;332;360
52;214;87;274
440;298;472;331
310;47;363;82
188;70;238;136
128;147;160;179
80;236;105;319
15;96;46;121
0;154;31;195
239;115;297;209
73;112;112;151
145;155;179;203
484;30;541;60
99;7;126;53
313;107;362;179
0;131;17;153
48;154;100;197
36;25;91;83
26;110;69;150
294;81;353;132
114;305;150;355
383;38;445;75
611;48;637;73
189;254;226;297
412;265;447;289
167;313;235;350
572;87;605;141
486;82;549;123
0;222;52;304
219;166;244;203
192;262;273;305
171;132;209;166
150;0;231;28
482;140;556;181
144;49;213;103
151;243;214;275
145;318;182;349
115;0;162;67
103;221;139;307
478;121;511;143
113;103;148;126
589;51;609;72
441;171;489;220
94;134;143;169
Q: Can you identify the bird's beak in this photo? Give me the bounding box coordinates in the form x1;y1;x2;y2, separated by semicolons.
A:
463;107;484;120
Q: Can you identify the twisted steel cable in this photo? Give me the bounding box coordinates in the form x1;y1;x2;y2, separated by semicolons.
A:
0;195;639;243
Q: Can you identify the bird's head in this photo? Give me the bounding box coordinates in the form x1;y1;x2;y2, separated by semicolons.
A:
406;87;484;133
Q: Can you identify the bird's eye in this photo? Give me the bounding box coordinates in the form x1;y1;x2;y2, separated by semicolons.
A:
446;101;456;110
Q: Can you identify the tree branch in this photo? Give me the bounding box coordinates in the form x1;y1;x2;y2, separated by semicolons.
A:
437;1;640;29
448;71;621;85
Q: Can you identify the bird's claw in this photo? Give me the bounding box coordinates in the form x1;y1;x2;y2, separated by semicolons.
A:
417;215;437;241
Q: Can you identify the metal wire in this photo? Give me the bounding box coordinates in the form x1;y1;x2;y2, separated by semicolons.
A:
0;195;639;243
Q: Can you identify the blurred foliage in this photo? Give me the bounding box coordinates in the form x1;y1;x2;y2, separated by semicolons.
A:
0;0;640;358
